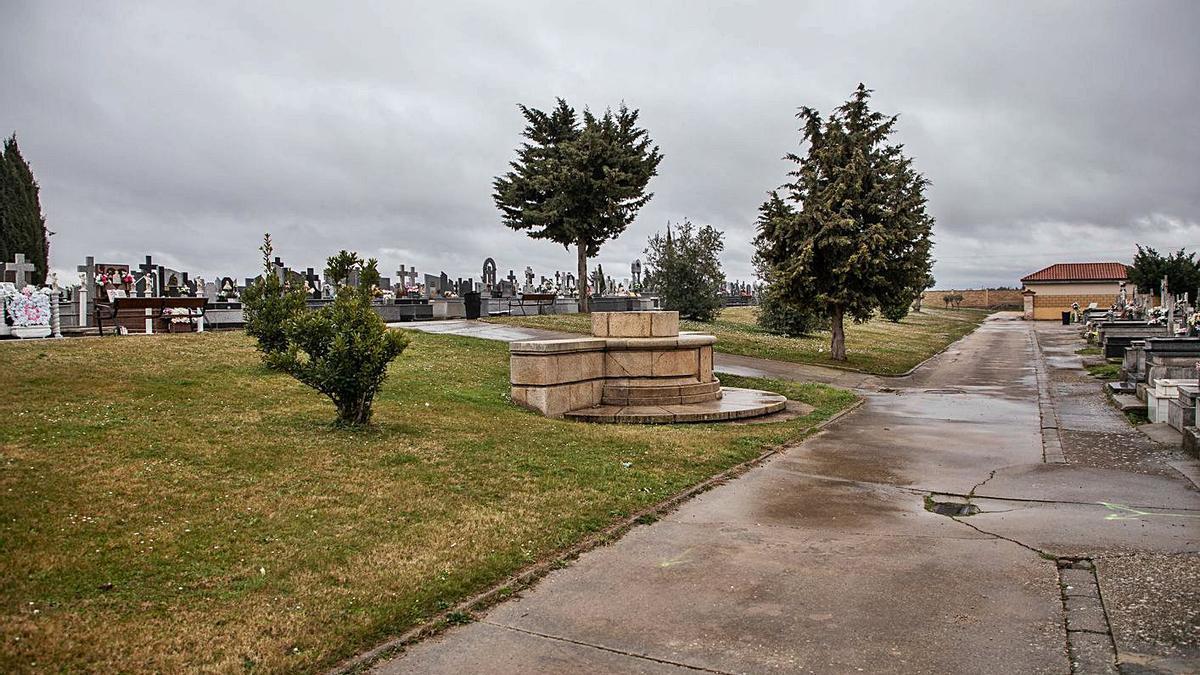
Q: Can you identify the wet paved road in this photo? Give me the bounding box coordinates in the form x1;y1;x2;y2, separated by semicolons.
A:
376;316;1199;674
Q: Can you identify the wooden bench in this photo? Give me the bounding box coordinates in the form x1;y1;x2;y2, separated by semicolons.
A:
94;296;208;336
512;293;557;316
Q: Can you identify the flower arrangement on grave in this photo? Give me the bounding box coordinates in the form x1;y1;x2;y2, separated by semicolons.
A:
1146;306;1165;325
162;307;199;323
6;286;52;327
121;271;134;287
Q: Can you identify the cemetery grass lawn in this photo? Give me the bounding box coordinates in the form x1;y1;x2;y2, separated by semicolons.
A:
489;306;992;375
0;331;856;673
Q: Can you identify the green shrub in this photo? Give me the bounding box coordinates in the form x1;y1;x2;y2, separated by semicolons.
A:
241;233;308;360
269;256;408;425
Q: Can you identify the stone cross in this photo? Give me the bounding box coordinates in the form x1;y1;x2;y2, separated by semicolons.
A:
3;253;35;289
138;256;157;297
77;256;96;300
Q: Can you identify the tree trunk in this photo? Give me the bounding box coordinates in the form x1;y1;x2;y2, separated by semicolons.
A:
830;304;847;361
577;240;589;313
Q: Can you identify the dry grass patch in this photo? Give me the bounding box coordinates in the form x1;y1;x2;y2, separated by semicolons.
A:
488;306;991;375
0;331;854;673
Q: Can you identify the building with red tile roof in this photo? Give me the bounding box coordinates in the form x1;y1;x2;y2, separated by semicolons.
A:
1020;262;1130;320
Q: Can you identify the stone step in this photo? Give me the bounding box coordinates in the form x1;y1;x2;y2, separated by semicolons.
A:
1110;393;1146;414
602;379;722;406
567;387;788;424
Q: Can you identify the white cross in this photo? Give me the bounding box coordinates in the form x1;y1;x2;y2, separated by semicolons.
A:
4;253;36;289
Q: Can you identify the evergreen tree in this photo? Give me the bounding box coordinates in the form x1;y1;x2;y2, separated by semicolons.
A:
753;192;824;336
754;85;933;361
1128;245;1200;302
643;220;725;322
493;99;662;312
0;135;50;284
0;142;11;271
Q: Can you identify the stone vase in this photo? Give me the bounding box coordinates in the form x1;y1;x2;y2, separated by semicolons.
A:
11;325;51;339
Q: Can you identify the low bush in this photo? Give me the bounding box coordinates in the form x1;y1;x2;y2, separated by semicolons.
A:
269;255;408;425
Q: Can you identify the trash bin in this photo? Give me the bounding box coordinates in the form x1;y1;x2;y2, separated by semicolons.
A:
464;291;481;319
1061;311;1071;325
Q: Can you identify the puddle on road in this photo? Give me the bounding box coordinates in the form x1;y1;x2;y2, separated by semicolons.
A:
924;496;981;517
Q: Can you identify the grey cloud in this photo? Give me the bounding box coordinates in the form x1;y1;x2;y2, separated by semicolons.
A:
2;0;1197;290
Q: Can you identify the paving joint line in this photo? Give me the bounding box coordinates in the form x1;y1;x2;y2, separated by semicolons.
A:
481;621;736;674
1056;559;1120;673
1031;328;1068;464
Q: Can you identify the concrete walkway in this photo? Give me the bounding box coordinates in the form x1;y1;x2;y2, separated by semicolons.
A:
377;317;1200;674
395;319;880;390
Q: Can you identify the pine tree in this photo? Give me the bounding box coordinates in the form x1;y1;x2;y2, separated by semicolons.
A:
754;85;933;361
493;99;662;312
0;135;49;284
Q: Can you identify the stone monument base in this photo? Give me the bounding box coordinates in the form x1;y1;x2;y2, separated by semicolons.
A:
510;311;785;423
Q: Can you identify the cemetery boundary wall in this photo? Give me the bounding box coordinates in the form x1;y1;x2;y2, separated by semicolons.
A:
922;288;1023;309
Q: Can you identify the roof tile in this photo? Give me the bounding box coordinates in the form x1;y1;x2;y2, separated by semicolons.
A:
1021;262;1129;283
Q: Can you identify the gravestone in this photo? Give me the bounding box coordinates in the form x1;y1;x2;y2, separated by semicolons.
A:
138;256;157;297
77;256;96;299
423;273;441;298
482;258;497;290
3;253;36;289
219;277;239;300
304;268;322;299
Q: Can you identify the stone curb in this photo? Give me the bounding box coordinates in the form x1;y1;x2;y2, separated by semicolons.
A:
327;396;866;674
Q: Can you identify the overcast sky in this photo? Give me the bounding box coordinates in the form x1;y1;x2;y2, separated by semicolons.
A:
2;1;1198;289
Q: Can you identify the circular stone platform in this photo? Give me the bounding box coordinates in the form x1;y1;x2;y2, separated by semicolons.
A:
564;387;787;424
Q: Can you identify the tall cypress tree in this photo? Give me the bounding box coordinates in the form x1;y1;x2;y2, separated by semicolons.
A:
1;135;49;284
754;85;933;361
0;140;11;273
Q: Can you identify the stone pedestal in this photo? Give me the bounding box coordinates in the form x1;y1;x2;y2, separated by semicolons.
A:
510;311;783;423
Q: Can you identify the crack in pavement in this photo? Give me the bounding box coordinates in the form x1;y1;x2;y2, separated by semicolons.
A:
767;468;1200;512
480;621;735;674
967;469;998;499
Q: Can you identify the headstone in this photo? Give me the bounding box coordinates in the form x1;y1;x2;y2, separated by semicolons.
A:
482;258;497;289
138;256;157;297
424;273;441;298
77;256;96;299
631;259;642;288
304;268;322;299
3;253;36;289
